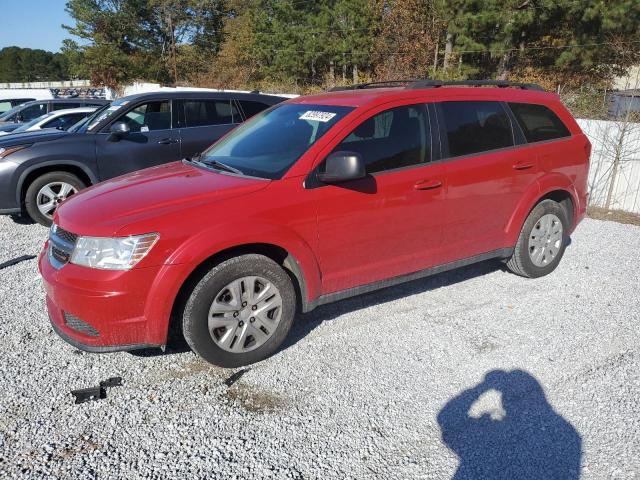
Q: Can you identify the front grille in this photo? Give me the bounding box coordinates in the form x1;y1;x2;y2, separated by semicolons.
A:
51;245;70;264
63;312;99;337
48;225;78;269
55;227;78;245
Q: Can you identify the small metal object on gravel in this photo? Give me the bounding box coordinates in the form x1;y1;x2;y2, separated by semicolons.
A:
71;386;106;404
100;377;123;388
71;377;123;404
224;368;250;387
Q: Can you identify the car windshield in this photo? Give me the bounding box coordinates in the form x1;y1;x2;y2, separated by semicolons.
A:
13;112;54;133
69;102;116;133
70;99;133;133
199;103;353;179
0;104;25;121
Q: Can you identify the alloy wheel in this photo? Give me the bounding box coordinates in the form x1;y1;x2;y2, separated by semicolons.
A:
208;276;283;353
528;213;563;267
36;182;78;219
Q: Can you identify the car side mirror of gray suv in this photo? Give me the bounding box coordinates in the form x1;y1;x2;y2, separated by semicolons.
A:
108;121;130;142
318;151;366;183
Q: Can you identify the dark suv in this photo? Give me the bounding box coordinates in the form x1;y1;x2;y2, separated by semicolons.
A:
0;91;285;225
41;80;591;367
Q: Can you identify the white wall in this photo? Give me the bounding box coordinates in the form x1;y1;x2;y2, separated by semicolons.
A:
578;118;640;213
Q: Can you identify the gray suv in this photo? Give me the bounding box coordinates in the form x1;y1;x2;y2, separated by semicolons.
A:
0;91;285;225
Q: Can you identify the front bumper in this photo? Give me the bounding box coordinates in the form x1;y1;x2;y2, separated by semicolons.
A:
39;247;170;352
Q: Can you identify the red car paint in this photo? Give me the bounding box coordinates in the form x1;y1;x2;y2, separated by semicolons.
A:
40;86;590;352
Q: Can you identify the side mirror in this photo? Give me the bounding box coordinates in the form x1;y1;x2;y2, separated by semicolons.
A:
317;151;366;184
107;121;130;141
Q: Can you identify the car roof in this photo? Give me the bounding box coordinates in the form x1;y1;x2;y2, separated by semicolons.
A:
289;86;560;108
17;98;107;107
117;90;287;104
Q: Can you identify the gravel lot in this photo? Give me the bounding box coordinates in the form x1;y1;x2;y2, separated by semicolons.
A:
0;215;638;479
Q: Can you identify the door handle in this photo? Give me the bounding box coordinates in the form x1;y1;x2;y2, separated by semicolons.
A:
414;180;443;191
513;162;535;170
158;138;177;145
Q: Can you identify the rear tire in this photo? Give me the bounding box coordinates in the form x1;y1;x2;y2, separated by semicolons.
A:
24;171;85;227
506;199;569;278
182;254;296;368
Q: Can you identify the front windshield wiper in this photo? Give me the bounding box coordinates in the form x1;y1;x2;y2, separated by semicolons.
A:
187;153;244;175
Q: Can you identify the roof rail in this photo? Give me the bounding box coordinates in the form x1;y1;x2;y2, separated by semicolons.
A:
329;80;417;92
327;79;544;92
408;79;545;91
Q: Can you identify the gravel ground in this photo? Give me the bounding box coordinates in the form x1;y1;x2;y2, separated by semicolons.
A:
0;215;638;479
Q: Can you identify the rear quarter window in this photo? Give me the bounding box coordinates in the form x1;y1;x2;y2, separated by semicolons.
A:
508;103;571;143
440;101;514;157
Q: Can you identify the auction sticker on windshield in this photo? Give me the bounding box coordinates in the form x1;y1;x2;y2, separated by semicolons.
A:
299;111;337;122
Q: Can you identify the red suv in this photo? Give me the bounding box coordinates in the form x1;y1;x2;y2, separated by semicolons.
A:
39;80;591;367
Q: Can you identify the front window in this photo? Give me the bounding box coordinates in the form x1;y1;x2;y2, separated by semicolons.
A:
200;103;353;179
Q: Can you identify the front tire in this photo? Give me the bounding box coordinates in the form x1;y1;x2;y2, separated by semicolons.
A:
182;254;296;368
24;172;85;227
506;199;569;278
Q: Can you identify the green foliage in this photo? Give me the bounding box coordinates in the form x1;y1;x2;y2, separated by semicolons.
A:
63;0;225;88
0;47;71;83
5;0;639;90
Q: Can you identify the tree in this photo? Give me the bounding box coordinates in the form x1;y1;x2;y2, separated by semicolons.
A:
373;0;445;80
63;0;226;88
0;47;71;82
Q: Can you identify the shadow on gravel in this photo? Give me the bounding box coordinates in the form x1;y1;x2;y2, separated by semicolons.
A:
283;258;504;350
9;214;36;226
438;369;582;480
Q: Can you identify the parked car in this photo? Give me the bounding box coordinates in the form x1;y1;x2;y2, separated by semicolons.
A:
0;98;36;116
0;98;108;125
0;107;98;136
40;80;591;367
0;91;285;225
0;88;54;115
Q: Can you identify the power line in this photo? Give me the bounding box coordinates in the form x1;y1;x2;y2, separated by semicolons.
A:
265;39;640;57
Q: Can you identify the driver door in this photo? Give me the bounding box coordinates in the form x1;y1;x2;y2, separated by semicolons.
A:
315;103;446;294
95;99;181;181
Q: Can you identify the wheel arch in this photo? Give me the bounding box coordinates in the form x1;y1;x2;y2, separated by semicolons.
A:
155;240;319;348
505;175;579;245
17;161;96;207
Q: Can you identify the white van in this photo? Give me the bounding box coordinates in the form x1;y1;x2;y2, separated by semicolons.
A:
0;89;54;115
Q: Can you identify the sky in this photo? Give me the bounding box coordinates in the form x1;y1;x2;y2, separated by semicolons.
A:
0;0;76;52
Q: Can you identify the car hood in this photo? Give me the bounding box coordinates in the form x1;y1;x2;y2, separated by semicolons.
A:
0;128;68;146
55;161;271;236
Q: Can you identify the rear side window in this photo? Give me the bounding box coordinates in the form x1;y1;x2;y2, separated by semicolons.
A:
43;112;88;130
333;104;430;174
441;101;513;157
183;100;239;127
239;100;271;119
18;103;48;121
508;103;571;143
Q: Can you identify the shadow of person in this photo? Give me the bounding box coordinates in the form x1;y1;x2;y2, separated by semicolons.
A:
437;370;582;480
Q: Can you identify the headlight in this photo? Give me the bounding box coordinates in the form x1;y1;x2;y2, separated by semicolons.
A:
0;145;29;158
70;233;159;270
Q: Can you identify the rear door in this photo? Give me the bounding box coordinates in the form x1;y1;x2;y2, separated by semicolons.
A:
314;103;446;294
95;98;180;180
438;100;538;260
178;98;241;158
